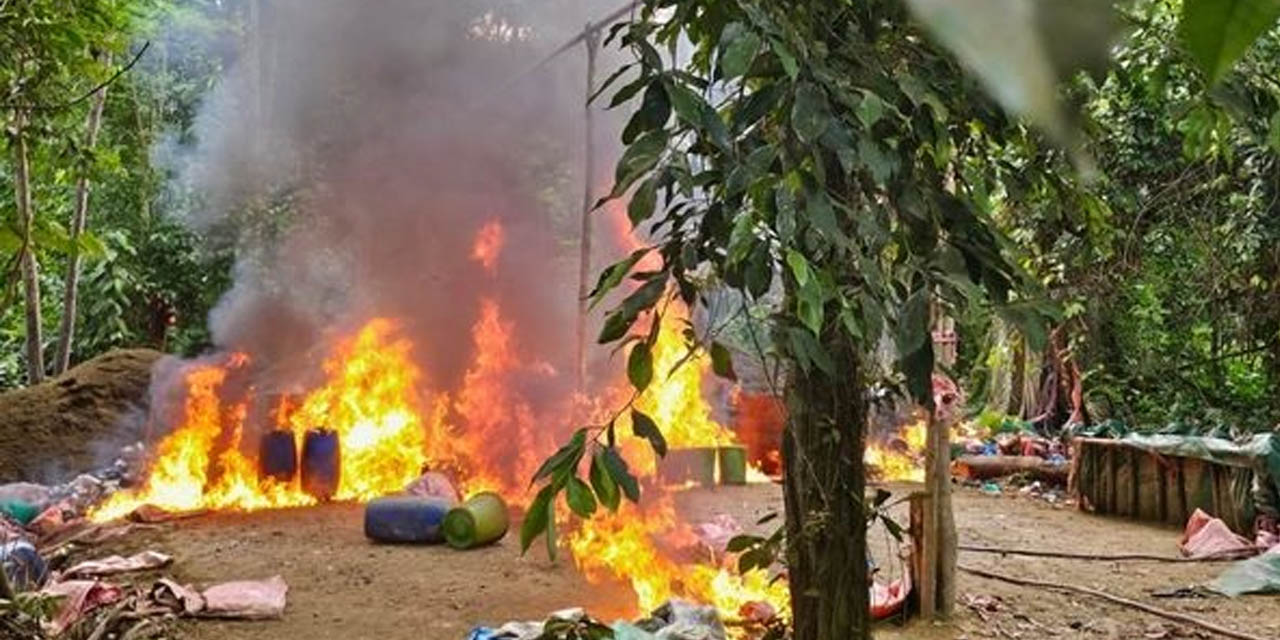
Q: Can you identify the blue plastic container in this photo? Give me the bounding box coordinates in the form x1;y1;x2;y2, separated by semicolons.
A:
259;431;298;482
364;496;454;543
1;540;48;591
301;428;341;500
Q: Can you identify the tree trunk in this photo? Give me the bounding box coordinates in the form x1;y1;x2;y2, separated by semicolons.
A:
55;64;111;374
783;332;869;640
574;27;599;393
12;106;44;384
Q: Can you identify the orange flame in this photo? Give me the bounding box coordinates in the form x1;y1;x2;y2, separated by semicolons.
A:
472;220;505;275
92;319;452;520
865;419;928;483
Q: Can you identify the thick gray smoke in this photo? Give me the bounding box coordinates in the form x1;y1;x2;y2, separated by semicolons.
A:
165;0;632;400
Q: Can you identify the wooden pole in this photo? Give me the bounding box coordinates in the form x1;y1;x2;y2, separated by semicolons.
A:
574;27;600;393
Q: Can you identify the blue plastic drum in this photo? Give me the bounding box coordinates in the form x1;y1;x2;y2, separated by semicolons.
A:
259;431;298;482
301;428;341;500
364;496;454;544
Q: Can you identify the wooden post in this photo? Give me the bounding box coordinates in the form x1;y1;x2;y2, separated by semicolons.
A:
574;26;600;393
909;490;934;617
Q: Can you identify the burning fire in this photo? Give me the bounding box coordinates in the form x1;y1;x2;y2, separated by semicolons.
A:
865;419;928;483
567;497;789;620
92;319;449;520
92;216;788;628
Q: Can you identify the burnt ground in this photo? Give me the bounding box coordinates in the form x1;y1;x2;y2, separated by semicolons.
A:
0;349;161;483
83;482;1280;640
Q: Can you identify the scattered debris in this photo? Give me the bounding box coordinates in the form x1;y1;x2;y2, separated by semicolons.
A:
959;564;1268;640
465;601;727;640
2;539;49;591
64;551;173;578
40;580;124;636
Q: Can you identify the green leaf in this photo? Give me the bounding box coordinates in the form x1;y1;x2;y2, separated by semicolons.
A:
623;80;672;144
726;534;764;553
598;309;635;344
627;341;654;391
602;447;641;503
530;429;587;487
734;83;784;132
720;23;762;79
631;409;667;458
710;341;737;381
588;248;651;309
520;485;554;554
770;38;799;79
855;90;888;129
628;177;658;226
883;515;906;542
797;284;824;336
791;82;832;144
872;488;892;508
1180;0;1280;85
612;131;669;198
566;477;598;518
786;250;812;287
665;79;732;150
622;276;667;317
590;452;621;511
545;494;558;562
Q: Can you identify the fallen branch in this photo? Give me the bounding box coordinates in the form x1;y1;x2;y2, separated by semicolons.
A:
959;544;1259;563
958;564;1266;640
952;455;1068;483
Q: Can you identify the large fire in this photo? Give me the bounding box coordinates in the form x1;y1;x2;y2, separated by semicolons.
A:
92;218;785;626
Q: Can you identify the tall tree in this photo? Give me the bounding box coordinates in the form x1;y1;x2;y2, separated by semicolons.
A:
55;54;113;375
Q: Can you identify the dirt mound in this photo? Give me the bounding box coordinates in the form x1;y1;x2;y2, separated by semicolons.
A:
0;349;162;484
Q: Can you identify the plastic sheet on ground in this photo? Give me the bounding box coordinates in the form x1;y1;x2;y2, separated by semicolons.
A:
150;575;289;619
40;579;124;636
1209;547;1280;596
200;575;289;619
1179;509;1255;558
65;550;173;578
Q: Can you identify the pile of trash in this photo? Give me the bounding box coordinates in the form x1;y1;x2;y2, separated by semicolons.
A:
0;444;288;639
466;600;740;640
0;440;148;531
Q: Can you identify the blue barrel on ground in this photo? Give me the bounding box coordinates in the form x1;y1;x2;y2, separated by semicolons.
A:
1;540;48;591
259;431;298;483
301;428;341;500
364;496;454;543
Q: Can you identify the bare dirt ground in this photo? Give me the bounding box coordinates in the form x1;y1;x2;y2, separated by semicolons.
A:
90;483;1280;640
